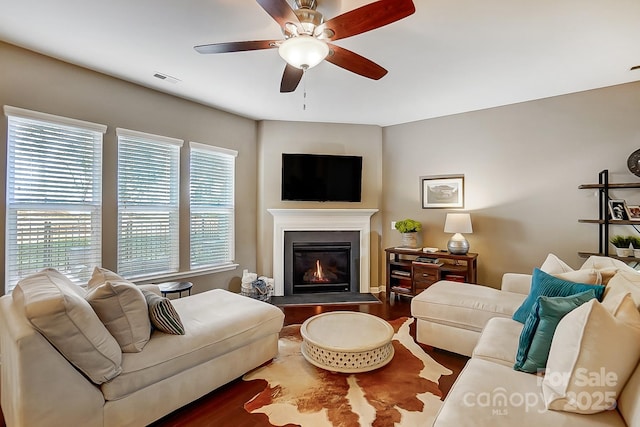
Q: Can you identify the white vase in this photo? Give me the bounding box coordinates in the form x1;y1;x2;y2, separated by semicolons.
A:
401;232;418;248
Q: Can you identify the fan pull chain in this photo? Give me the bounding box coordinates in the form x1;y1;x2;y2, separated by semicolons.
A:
303;69;307;111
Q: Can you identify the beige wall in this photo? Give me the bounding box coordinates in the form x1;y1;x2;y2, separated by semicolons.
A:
383;81;640;286
256;120;383;289
3;41;640;294
0;42;258;295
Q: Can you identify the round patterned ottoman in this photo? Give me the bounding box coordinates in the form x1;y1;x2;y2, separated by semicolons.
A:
300;311;395;373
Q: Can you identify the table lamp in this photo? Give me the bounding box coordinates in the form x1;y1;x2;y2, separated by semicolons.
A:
444;213;473;254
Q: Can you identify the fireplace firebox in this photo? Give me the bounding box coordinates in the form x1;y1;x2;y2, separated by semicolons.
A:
284;231;360;295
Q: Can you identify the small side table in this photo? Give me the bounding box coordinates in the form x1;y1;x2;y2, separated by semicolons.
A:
158;281;193;298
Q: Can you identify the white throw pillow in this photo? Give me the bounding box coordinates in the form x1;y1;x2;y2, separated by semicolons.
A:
542;295;640;414
581;256;638;285
602;270;640;310
12;268;122;384
540;254;574;274
552;269;601;285
86;281;151;352
88;266;132;289
581;255;638;273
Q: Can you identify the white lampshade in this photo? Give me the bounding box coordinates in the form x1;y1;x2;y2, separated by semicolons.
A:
444;213;473;234
444;213;473;255
278;35;329;70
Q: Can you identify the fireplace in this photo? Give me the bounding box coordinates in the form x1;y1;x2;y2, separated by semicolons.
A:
284;231;360;295
268;208;378;296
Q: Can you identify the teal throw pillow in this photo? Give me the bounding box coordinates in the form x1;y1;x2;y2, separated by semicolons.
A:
514;289;597;373
512;268;605;323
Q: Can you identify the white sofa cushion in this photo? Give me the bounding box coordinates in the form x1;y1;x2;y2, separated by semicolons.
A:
86;281;151;352
12;268;122;384
433;358;626;427
472;317;522;367
411;281;526;333
100;289;284;400
543;294;640;414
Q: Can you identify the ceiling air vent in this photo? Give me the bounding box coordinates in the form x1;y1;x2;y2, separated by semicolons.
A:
153;72;180;84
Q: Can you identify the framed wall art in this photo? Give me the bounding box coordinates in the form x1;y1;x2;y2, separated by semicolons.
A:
627;205;640;220
608;199;629;220
421;175;464;209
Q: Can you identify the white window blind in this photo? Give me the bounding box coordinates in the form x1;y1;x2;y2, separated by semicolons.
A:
117;128;183;279
4;106;105;293
189;142;237;269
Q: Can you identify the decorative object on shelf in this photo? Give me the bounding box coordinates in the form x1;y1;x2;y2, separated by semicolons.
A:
421;175;464;208
627;205;640;219
444;213;473;254
630;236;640;257
627;148;640;177
395;219;422;248
608;199;629;220
610;235;633;257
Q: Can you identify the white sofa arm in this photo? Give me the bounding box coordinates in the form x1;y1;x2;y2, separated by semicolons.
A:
501;273;532;295
0;296;105;427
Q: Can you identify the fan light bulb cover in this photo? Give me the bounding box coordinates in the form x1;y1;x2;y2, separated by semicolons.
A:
278;35;329;70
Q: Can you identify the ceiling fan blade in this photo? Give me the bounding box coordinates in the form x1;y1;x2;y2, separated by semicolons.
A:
256;0;301;29
194;40;280;54
320;0;415;42
280;64;304;93
325;44;387;80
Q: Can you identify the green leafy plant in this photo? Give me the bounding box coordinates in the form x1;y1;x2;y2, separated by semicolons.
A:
394;219;422;233
629;236;640;249
610;235;633;248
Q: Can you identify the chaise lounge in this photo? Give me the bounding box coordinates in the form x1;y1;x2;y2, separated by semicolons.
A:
0;268;285;427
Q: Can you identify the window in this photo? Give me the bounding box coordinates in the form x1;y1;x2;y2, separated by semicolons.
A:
4;106;105;293
117;128;183;279
189;142;237;269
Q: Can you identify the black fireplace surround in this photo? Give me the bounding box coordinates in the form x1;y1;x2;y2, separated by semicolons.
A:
283;231;360;295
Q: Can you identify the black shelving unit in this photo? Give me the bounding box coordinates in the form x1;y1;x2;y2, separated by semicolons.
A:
578;169;640;260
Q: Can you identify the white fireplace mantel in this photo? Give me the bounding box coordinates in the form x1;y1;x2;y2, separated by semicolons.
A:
268;208;378;296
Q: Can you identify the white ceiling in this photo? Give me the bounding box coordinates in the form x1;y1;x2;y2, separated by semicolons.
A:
1;0;639;127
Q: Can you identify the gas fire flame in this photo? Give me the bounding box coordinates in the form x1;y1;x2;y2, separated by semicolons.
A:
311;259;329;282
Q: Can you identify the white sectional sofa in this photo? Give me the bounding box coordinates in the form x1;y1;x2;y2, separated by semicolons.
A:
0;268;285;427
411;255;640;426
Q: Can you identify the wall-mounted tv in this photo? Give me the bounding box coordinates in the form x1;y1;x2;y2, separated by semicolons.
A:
281;153;363;202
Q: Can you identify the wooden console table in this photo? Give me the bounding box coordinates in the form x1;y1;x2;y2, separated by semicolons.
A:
385;247;478;298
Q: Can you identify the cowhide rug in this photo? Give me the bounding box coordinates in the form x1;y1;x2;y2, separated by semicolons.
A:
242;317;452;427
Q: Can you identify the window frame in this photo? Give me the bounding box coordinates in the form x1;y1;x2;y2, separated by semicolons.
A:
189;141;238;270
116;128;183;280
4;106;106;293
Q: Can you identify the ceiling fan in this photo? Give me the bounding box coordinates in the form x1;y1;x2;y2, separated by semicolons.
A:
194;0;415;93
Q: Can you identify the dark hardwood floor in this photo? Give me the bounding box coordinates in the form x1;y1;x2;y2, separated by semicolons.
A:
0;293;468;427
150;293;468;427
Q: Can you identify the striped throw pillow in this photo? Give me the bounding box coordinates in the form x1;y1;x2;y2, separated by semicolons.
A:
141;290;185;335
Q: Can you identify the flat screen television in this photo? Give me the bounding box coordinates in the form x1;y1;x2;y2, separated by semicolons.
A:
281;153;363;202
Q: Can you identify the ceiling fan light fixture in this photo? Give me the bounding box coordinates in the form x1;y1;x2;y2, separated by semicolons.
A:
278;35;329;70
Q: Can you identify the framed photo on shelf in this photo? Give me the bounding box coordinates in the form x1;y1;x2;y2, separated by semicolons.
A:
421;174;464;208
608;199;629;220
626;205;640;220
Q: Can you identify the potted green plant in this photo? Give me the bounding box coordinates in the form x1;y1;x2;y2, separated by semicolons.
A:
610;235;633;257
395;219;422;248
630;236;640;257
